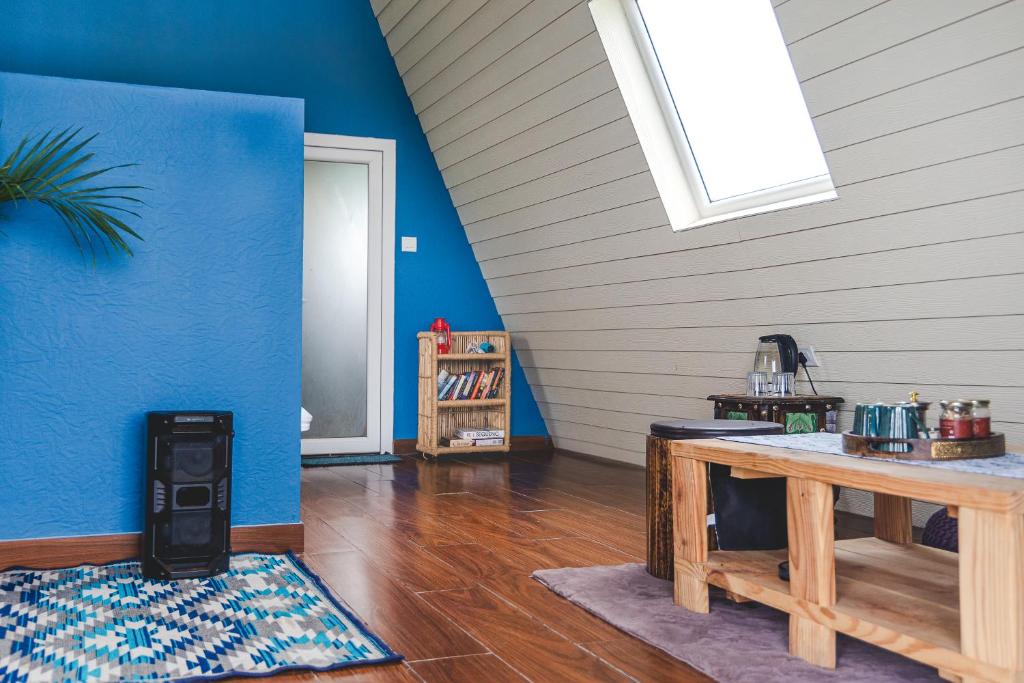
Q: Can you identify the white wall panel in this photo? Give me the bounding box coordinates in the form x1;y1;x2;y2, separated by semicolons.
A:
376;0;1024;523
393;0;488;74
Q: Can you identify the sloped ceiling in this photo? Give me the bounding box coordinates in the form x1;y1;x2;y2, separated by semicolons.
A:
373;0;1024;501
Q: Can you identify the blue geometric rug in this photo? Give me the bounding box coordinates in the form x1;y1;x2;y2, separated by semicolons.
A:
0;552;401;682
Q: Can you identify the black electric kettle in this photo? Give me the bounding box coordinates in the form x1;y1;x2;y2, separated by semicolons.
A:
754;334;799;374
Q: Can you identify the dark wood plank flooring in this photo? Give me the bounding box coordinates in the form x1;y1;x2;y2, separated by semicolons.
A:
268;450;711;682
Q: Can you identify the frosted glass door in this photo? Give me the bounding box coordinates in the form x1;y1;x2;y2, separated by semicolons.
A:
301;146;384;455
303;160;368;438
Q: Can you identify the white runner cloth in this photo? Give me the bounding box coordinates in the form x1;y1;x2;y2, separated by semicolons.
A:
719;432;1024;479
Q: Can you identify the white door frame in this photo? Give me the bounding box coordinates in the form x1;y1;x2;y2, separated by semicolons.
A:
302;132;395;454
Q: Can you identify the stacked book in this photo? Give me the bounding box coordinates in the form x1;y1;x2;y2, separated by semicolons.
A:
436;367;505;401
442;429;506;447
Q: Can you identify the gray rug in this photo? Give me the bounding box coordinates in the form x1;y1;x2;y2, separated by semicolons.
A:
533;563;939;682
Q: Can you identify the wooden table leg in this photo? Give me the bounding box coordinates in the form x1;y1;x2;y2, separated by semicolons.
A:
959;507;1024;683
672;457;709;613
874;493;914;544
787;478;836;668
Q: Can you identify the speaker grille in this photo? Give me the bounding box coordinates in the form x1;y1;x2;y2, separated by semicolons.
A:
171;441;214;479
168;512;213;557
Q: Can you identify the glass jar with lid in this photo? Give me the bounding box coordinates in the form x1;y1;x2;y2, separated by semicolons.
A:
940;400;973;440
971;399;991;438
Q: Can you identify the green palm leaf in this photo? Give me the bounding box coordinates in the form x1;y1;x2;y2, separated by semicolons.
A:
0;124;144;259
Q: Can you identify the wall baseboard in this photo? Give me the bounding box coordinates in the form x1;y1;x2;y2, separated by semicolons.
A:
0;522;304;570
391;439;416;454
392;435;552;455
555;446;645;470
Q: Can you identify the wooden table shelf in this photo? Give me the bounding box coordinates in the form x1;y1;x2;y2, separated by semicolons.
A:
708;538;962;659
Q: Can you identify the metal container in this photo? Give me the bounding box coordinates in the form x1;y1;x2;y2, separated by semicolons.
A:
853;401;925;453
906;391;931;436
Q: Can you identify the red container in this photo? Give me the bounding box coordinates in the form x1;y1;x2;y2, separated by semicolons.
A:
940;417;973;440
430;317;451;354
940;400;973;440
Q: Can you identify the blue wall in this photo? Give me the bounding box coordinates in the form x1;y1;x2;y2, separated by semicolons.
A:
0;0;547;441
0;72;303;540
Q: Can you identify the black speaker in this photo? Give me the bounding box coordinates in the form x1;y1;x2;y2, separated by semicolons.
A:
143;411;233;580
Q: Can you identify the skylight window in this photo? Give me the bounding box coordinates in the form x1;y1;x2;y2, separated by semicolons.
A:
590;0;836;230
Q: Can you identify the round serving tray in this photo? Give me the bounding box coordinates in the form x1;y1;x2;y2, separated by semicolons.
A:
841;431;1006;461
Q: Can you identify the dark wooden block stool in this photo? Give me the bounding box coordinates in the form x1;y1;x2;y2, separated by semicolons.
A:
646;419;784;580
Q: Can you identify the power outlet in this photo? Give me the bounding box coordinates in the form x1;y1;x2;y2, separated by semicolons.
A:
799;345;821;367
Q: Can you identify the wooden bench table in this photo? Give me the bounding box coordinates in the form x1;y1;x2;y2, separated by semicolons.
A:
670;438;1024;683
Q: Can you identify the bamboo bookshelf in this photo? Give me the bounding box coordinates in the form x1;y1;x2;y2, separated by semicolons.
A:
417;331;511;458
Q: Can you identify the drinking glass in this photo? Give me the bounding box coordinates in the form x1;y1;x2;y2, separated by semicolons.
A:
774;372;796;396
747;371;770;396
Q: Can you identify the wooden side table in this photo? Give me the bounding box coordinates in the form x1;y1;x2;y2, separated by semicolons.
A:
708;394;843;433
670;438;1024;683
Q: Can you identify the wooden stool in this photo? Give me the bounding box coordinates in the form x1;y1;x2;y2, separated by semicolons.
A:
646;434;675;579
646;419;784;580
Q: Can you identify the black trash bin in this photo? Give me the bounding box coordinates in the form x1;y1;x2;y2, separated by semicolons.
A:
647;418;784;579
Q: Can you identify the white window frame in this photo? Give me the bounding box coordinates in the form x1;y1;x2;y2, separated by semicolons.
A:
589;0;837;231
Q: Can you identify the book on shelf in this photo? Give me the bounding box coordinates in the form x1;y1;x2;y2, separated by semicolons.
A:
438;374;458;400
455;428;505;440
437;367;506;401
486;367;504;398
475;371;493;399
473;438;504;446
470;371;488;399
459;374;472;399
458;371;477;400
450;373;467;400
441;437;473;447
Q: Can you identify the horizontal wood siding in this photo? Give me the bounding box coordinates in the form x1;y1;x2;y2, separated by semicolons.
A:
376;0;1024;522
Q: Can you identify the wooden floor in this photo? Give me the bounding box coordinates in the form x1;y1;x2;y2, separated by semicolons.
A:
270;450;712;683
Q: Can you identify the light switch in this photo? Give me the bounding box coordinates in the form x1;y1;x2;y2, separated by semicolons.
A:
401;236;417;252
